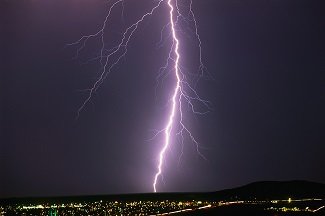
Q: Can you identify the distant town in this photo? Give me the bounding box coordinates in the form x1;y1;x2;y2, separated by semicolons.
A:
1;197;324;215
1;181;324;215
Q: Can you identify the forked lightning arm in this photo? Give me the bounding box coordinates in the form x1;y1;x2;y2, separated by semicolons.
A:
68;0;209;192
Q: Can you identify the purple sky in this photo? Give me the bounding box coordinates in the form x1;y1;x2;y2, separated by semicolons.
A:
1;0;324;198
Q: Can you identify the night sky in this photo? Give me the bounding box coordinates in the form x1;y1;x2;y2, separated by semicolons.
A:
1;0;324;198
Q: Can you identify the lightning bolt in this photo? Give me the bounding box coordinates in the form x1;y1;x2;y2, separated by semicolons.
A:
153;0;181;193
68;0;209;193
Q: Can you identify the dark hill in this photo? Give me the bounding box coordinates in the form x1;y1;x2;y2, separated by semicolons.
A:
213;180;325;200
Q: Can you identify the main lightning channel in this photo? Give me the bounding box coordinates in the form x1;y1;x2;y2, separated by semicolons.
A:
153;0;180;193
69;0;208;193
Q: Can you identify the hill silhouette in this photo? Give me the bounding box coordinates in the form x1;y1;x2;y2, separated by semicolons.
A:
213;180;325;200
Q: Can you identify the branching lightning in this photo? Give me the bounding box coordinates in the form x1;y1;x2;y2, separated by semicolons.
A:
68;0;210;193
